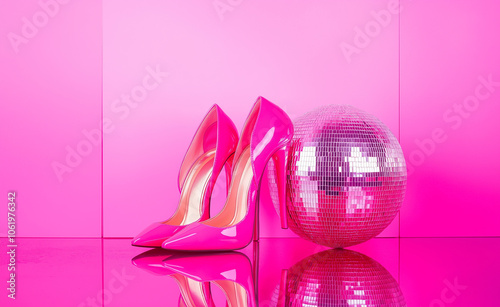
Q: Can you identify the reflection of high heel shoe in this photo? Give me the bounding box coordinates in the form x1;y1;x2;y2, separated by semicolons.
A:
132;105;239;247
131;250;217;307
275;249;406;307
162;97;293;251
164;251;257;307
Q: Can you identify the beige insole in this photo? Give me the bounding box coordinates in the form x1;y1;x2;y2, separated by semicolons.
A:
204;147;253;228
167;149;215;226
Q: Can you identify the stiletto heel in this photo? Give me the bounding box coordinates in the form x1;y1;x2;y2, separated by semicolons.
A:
272;147;289;229
253;193;260;241
162;97;293;251
132;105;238;247
252;241;260;303
277;269;288;307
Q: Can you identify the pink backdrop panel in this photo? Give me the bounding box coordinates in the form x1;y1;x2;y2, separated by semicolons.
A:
0;0;102;237
103;0;400;238
0;238;102;306
400;0;500;237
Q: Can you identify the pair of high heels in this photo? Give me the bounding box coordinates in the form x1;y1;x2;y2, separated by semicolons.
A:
132;247;258;307
132;96;293;251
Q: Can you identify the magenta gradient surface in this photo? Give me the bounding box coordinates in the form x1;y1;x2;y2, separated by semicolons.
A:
1;0;498;239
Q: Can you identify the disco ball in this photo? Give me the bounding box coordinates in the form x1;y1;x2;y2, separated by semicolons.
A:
269;105;406;248
273;249;406;306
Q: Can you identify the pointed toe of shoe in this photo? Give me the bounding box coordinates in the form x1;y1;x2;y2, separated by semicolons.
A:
132;223;183;247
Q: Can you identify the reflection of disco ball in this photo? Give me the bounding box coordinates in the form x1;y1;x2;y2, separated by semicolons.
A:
274;249;406;306
269;105;406;248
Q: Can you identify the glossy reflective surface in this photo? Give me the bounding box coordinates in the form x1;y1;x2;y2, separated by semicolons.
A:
0;238;498;306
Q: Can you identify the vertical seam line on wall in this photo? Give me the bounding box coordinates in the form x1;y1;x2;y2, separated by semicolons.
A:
398;237;401;284
101;1;105;303
398;0;402;240
101;238;105;304
100;1;104;240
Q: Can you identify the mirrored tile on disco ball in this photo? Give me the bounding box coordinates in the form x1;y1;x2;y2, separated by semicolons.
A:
268;105;407;248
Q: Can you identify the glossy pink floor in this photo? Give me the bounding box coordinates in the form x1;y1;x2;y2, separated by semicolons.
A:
1;237;498;306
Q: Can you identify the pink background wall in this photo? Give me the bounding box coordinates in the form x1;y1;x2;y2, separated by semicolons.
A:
1;0;498;238
399;0;500;237
0;0;102;237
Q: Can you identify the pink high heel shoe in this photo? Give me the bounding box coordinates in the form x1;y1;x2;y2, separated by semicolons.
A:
132;250;217;307
132;105;239;247
163;251;257;307
162;97;293;251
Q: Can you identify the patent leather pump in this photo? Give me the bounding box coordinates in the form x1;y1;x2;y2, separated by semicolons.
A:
163;251;257;307
162;97;293;251
132;105;239;247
